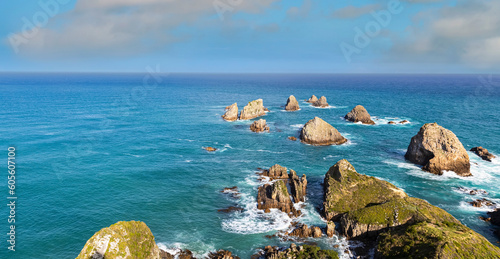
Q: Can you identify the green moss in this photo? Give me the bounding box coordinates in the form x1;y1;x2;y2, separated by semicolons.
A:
285;245;339;259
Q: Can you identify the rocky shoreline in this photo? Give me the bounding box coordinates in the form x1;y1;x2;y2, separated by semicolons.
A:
76;95;499;258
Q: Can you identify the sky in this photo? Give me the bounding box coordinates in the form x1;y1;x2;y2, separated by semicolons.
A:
0;0;499;73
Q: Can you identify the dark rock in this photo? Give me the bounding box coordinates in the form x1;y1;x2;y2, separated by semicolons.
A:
469;198;495;208
218;206;244;213
405;123;471;176
344;105;375;125
207;250;240;259
471;147;496;162
488;209;500;226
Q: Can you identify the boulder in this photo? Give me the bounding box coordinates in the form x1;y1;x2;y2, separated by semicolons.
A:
306;95;318;103
204;147;217;152
400;120;409;124
288;136;297;141
388;121;396;125
469;198;495;208
257;180;299;217
250;119;270;133
222;103;238;121
344;105;375;125
471;146;496;162
240;99;266;120
312;96;328;108
285;95;300;111
76;221;161;259
326;222;336;238
405;123;471;176
323;159;407;221
288;224;322;238
300;117;347;146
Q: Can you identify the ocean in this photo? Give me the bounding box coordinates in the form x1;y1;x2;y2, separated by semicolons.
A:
0;73;499;258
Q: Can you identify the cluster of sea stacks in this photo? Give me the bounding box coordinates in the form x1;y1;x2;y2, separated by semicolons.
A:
76;95;498;258
77;159;500;258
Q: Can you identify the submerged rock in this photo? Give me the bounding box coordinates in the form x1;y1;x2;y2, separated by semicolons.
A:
222;103;238;121
469;198;495;208
204;147;217;152
250;119;270;133
471;146;496;162
288;136;297;141
322;159;500;258
405;123;471;176
388;121;396;125
240;99;266;120
300;117;347;146
312;96;329;108
306;95;318;103
400;120;409;124
344;105;375;125
285;95;300;111
76;221;161;259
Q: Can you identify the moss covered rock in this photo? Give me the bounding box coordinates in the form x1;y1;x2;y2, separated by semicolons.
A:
76;221;161;259
323;159;406;221
260;244;339;259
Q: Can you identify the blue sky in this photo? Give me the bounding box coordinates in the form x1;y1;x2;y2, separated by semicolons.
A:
1;0;499;73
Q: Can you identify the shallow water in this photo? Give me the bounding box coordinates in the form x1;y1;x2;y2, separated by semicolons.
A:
0;73;499;258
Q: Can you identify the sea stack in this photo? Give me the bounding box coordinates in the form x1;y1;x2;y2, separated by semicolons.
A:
344;105;375;125
312;96;329;108
300;117;347;146
285;95;300;111
240;99;266;120
250;119;270;132
470;147;496;162
306;95;318;103
405;123;471;176
76;221;161;259
222;103;238;121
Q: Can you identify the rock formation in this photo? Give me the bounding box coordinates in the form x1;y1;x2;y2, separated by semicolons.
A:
285;95;300;111
257;180;299;217
222;103;238;121
257;165;307;217
288;224;322;238
250;119;270;132
300;117;347;146
257;244;339;259
306;95;318;103
312;96;328;108
388;121;396;125
240;99;266;120
322;159;500;258
469;198;495;208
204;147;217;152
323;159;407;221
207;250;240;259
289;169;307;203
405;123;471;176
488;209;500;226
344;105;375;125
76;221;161;259
400;120;409;124
288;136;297;141
471;146;496;162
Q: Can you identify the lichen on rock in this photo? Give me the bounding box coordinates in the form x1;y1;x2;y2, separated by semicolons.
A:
344;105;375;125
300;117;347;146
240;99;266;120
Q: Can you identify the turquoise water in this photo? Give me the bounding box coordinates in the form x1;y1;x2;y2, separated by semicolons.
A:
0;73;499;258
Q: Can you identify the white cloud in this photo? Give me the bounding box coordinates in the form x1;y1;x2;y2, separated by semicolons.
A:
9;0;279;58
331;4;382;19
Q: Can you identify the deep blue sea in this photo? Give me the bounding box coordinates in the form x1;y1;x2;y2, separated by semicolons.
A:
0;73;499;258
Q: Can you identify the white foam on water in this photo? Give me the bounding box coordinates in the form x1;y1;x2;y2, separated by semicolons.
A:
290;124;303;129
221;191;293;234
457;201;500;213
